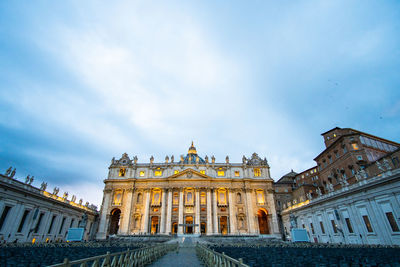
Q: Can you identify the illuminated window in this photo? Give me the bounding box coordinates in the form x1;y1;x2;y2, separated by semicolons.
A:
154;168;162;177
362;215;373;232
113;192;122;205
200;170;205;175
139;171;145;177
256;190;264;204
386;212;400;232
234;171;240;177
119;168;126;177
200;192;206;205
352;143;359;150
217;189;227;205
254;168;261;177
217;169;225;176
173;193;179;205
333;134;337;137
152;190;161;205
174;170;179;174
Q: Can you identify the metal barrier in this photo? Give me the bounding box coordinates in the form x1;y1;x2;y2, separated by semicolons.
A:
196;243;249;267
48;243;178;267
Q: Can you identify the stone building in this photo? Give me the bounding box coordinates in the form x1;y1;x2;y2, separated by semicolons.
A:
280;128;400;245
0;171;98;243
96;143;280;239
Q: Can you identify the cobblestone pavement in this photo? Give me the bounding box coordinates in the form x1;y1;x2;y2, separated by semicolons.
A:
148;237;203;267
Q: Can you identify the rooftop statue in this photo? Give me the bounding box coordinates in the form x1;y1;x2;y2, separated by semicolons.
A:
40;182;47;191
171;155;174;163
10;168;16;178
5;166;12;176
226;156;229;164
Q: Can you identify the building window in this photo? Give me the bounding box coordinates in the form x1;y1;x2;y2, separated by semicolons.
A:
119;168;126;177
234;171;240;177
385;212;400;232
137;193;142;203
352;143;359;150
356;155;363;161
174;170;180;174
0;206;11;231
342;145;347;153
113;192;122;205
154;168;162;177
392;157;399;167
58;217;66;234
139;171;145;177
200;170;205;175
328;156;333;164
185;190;194;205
362;215;373;232
217;169;225;177
256;190;265;204
345;218;354;233
217;189;227;205
17;210;30;233
319;221;325;234
310;223;315;234
254;168;261;177
173;193;179;205
152;189;161;205
330;220;338;234
48;215;57;234
34;213;45;233
200;192;206;205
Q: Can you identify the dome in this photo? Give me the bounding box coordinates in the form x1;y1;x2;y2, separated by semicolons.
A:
183;142;205;164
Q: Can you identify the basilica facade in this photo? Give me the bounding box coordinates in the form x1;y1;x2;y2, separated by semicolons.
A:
96;143;280;239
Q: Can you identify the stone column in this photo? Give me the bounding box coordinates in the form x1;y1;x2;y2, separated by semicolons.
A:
228;190;236;234
195;189;200;234
97;189;112;239
246;189;255;234
213;189;219;234
206;189;213;235
142;190;150;233
160;188;166;234
166;189;172;234
120;189;133;234
266;190;279;234
178;189;184;234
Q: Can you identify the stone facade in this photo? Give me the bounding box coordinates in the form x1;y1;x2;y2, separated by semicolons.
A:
96;143;280;239
0;173;98;243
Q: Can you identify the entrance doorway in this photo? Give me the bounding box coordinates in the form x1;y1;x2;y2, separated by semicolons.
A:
185;216;193;234
219;216;228;235
151;216;159;234
172;222;178;234
109;209;121;235
257;209;269;234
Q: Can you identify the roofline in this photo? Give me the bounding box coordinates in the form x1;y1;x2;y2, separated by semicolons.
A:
320;127;341;135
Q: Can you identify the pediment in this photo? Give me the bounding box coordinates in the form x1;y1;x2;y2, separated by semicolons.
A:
168;168;209;179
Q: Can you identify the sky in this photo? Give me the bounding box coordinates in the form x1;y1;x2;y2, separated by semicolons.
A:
0;0;399;207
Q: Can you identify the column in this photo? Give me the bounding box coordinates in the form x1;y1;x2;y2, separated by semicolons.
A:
246;189;255;234
96;190;112;239
142;190;150;233
266;191;280;234
195;189;200;234
213;189;218;234
166;189;172;234
160;188;166;234
228;190;236;234
120;189;133;234
178;189;184;234
206;189;213;235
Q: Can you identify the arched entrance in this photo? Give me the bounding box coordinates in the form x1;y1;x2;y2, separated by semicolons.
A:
151;216;159;234
257;209;269;234
220;216;228;235
185;216;193;234
172;222;178;234
109;209;121;235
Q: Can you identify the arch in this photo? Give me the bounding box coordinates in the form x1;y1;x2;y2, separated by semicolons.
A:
219;216;228;235
257;209;269;234
109;209;121;235
137;193;142;203
237;193;242;203
172;222;178;234
185;216;193;234
151;216;159;234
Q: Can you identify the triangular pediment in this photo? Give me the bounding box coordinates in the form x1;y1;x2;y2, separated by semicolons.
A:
168;168;210;179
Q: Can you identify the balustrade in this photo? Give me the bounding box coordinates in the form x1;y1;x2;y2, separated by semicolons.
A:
196;243;249;267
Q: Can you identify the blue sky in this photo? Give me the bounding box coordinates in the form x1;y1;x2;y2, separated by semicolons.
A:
1;1;399;206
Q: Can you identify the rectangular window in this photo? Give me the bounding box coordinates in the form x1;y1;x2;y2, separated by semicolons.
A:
330;220;338;233
118;168;126;177
310;223;315;234
254;168;261;177
200;170;205;175
362;215;373;232
154;169;162;176
0;206;11;231
345;218;354;233
17;210;30;233
48;215;57;234
59;217;66;234
234;171;240;177
343;146;347;153
34;213;45;233
385;212;400;232
139;171;145;177
352;143;359;150
217;170;225;176
319;221;325;234
70;219;75;228
174;170;179;174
